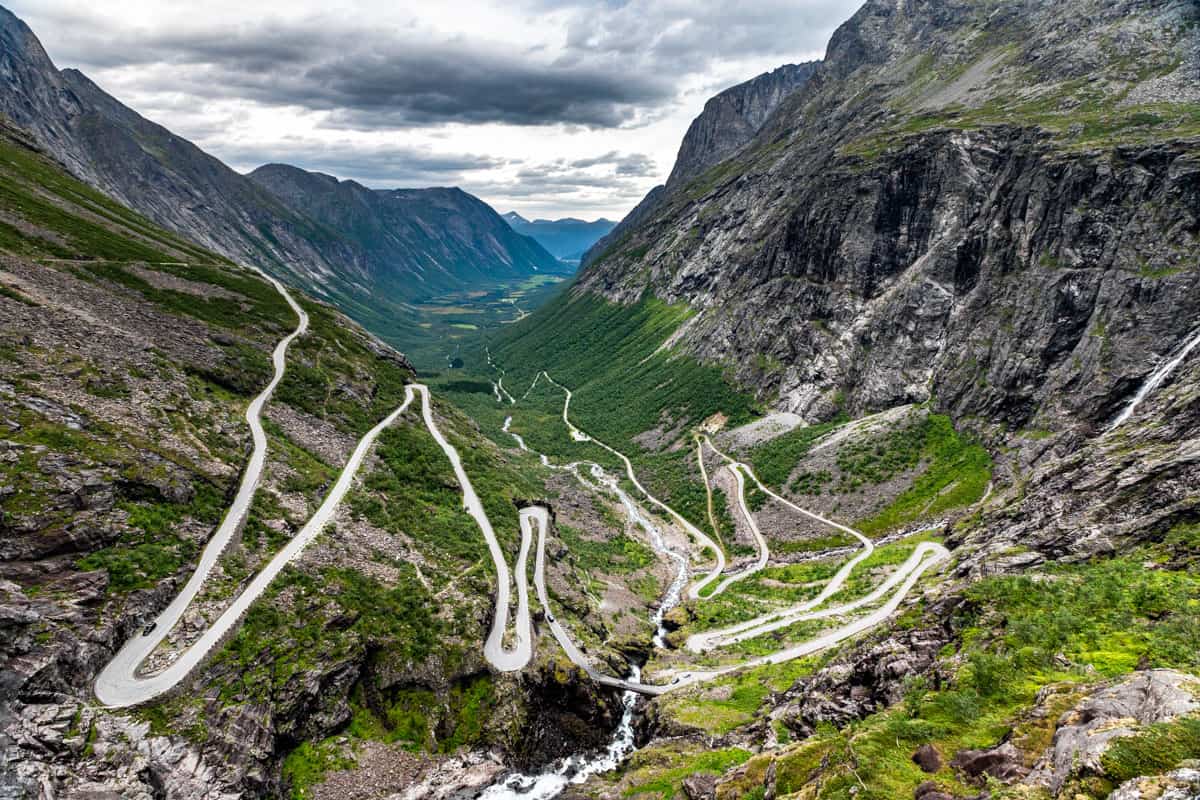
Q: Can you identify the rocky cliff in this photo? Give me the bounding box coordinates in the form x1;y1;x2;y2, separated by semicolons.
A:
565;0;1200;560
584;61;819;267
665;62;821;190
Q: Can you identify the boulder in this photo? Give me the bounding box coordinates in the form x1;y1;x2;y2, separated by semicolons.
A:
682;773;718;800
912;743;943;773
914;780;956;800
1109;766;1200;800
1027;669;1200;794
951;741;1028;784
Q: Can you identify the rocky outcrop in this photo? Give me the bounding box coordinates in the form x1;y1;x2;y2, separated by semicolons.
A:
775;621;951;735
1026;669;1200;795
584;62;818;268
577;0;1200;418
1110;767;1200;800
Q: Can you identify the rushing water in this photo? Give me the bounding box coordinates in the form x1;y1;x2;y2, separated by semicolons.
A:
1109;327;1200;430
477;673;640;800
483;420;690;798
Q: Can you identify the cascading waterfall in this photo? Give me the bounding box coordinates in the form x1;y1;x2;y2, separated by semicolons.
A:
481;422;690;798
1108;328;1200;430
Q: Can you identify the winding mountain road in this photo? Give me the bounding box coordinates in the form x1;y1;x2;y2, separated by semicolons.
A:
95;272;420;708
93;280;951;708
491;371;951;695
528;372;729;599
409;383;533;671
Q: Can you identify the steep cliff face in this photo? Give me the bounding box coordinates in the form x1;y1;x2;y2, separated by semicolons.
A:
583;62;819;266
665;62;821;190
578;0;1199;425
542;0;1200;571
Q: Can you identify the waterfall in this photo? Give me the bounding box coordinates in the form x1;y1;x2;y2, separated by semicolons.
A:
1108;328;1200;431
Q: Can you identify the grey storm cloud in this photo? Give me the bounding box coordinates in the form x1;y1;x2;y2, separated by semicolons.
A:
22;13;676;128
568;151;656;176
20;0;862;129
216;141;510;187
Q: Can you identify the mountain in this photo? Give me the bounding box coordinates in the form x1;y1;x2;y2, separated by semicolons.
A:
0;114;619;799
584;61;819;266
489;1;1200;795
0;4;558;352
665;61;821;189
248;164;564;299
543;0;1200;558
500;212;616;261
6;2;1200;800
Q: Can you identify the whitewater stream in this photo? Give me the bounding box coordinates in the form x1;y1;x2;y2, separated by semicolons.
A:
479;424;690;799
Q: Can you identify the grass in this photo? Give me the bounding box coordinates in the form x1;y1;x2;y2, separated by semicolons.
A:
211;565;439;704
486;293;758;530
347;400;542;570
274;299;412;435
344;673;499;755
0;123;219;264
0;283;38;306
69;260;293;339
281;740;356;799
263;418;335;497
556;522;656;574
648;661;823;741
674;536;931;642
348;420;490;564
621;746;753;799
75;483;226;593
1100;716;1200;785
491;293;756;447
714;530;1200;799
749;415;848;488
856;414;992;534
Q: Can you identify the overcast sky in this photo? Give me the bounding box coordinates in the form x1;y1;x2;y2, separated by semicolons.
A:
10;0;863;220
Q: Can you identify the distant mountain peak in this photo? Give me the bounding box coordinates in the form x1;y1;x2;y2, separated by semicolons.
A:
502;213;616;261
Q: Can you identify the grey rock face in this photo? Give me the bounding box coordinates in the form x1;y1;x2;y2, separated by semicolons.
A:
665;62;821;191
775;623;949;735
1027;669;1200;795
912;743;943;773
584;62;818;268
1109;767;1200;800
569;0;1200;561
